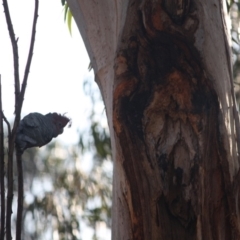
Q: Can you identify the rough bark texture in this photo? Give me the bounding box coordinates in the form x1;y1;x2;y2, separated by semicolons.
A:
68;0;240;239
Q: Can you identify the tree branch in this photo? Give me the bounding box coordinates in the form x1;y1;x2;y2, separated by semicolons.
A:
2;0;39;238
2;111;12;234
2;113;11;140
0;75;5;240
2;0;20;112
2;0;18;238
16;153;23;240
16;0;39;119
5;141;13;240
14;1;39;239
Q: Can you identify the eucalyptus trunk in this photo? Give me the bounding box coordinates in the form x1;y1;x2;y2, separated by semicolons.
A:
68;0;240;239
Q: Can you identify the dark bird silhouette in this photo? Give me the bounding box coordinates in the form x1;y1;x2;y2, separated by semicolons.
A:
15;112;70;153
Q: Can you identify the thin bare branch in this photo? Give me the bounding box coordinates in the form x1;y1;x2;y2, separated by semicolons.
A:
2;113;11;139
2;111;12;236
16;153;23;240
5;142;13;240
0;76;5;240
2;0;19;238
16;0;39;119
2;0;38;238
14;1;39;239
2;0;20;112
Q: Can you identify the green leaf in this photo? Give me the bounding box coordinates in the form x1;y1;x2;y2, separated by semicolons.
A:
63;4;73;35
64;4;68;21
67;7;73;35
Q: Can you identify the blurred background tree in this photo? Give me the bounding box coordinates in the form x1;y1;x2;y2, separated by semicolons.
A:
229;0;240;102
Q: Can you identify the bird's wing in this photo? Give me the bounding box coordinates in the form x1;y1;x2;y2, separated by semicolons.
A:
21;135;37;145
39;138;52;147
22;114;39;128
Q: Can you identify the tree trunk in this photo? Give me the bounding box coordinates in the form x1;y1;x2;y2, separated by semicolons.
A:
68;0;240;239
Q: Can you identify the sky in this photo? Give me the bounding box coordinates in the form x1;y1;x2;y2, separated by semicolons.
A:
0;0;110;239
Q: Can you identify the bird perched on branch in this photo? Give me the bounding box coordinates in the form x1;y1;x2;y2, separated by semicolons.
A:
15;112;70;154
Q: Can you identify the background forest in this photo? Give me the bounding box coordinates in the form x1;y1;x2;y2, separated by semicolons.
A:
2;0;240;239
19;79;112;240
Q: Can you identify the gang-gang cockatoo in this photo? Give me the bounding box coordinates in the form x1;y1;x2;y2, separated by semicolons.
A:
15;112;70;153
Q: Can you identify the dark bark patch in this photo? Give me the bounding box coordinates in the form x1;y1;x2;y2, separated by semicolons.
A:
175;167;183;185
162;0;191;25
120;90;150;138
158;153;168;172
157;194;197;239
191;88;212;114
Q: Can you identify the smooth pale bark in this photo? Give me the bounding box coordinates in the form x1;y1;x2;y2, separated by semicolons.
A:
68;0;240;239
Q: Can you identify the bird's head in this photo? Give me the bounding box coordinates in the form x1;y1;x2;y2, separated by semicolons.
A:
48;113;71;135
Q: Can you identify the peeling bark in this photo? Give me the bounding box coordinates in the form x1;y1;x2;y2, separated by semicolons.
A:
68;0;240;239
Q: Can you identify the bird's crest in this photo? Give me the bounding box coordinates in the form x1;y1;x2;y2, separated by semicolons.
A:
50;113;71;128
